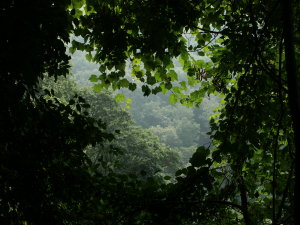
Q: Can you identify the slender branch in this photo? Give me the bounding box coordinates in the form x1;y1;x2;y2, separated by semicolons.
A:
277;214;294;224
187;25;255;46
275;160;295;223
256;60;289;94
144;200;246;213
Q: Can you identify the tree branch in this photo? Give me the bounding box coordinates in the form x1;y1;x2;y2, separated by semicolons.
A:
239;177;251;225
277;213;294;224
145;200;246;213
275;160;295;223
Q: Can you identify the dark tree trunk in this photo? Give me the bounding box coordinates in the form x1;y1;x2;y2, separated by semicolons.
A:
282;0;300;224
239;180;251;225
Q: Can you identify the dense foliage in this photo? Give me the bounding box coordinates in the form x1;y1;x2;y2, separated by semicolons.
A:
39;73;182;179
1;0;299;225
69;49;221;166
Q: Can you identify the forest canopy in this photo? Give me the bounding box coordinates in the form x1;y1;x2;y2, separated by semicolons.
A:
1;0;299;225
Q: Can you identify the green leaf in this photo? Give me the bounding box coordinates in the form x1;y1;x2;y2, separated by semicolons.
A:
189;151;206;167
244;131;260;149
118;79;130;88
85;53;93;62
112;82;118;90
168;70;178;81
213;107;219;112
212;150;221;162
160;83;168;94
115;63;126;70
133;58;141;65
125;98;132;104
82;103;90;108
69;99;75;105
175;169;183;176
169;93;178;105
93;83;102;93
202;175;213;191
89;74;98;82
99;65;106;73
140;170;147;177
78;96;85;103
147;76;156;85
69;47;76;54
143;89;151;97
196;146;210;157
216;37;224;44
115;93;125;103
166;61;174;69
164;176;172;180
152;86;162;95
129;83;137;91
165;82;172;90
179;81;187;91
154;71;162;82
172;86;181;94
129;174;137;180
264;183;272;191
76;104;81;112
280;161;290;171
72;0;84;9
179;55;185;66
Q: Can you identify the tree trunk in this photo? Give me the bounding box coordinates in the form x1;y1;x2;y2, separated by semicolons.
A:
239;179;251;225
282;0;300;224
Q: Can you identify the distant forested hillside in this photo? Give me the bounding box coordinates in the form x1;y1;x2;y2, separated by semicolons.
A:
68;47;221;166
